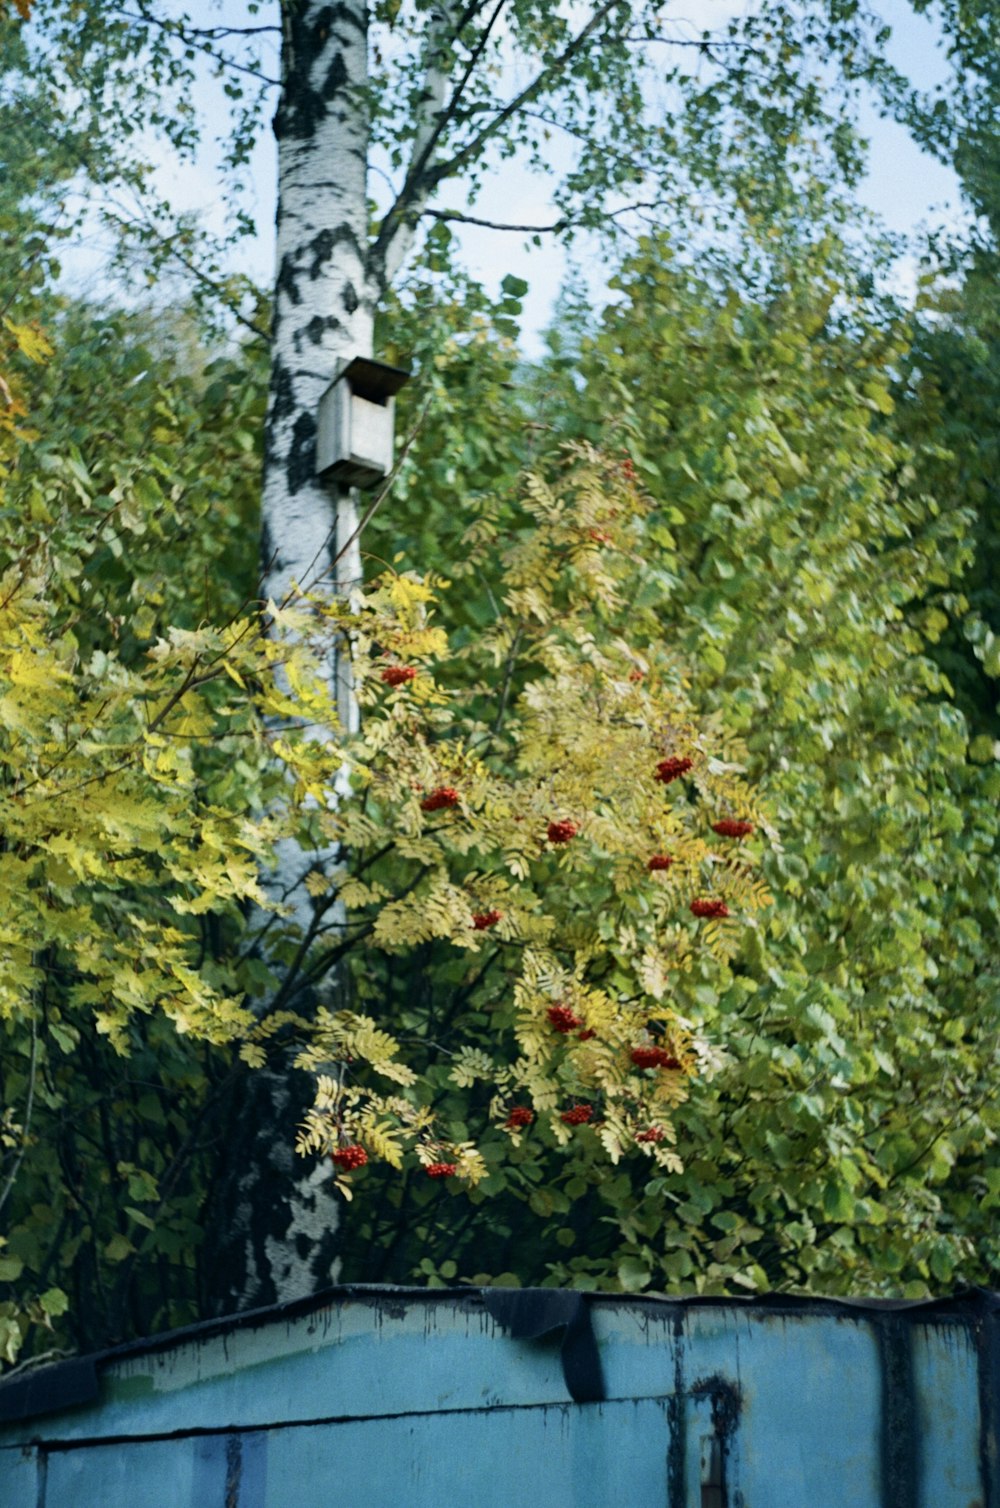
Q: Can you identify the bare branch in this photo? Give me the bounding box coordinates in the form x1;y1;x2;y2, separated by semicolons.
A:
423;207;567;233
422;195;673;234
616;31;762;49
0;1018;38;1220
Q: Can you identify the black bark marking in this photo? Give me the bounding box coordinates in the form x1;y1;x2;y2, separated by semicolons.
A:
307;227;336;278
341;281;359;315
276;251;304;307
264;361;294;471
287;412;318;495
305;314;342;345
308;1223;341;1291
260;517;275;577
274;5;365;143
270;361;296;424
322;48;349;102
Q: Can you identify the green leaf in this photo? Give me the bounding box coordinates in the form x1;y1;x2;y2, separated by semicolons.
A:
39;1287;69;1318
617;1255;652;1292
104;1233;134;1262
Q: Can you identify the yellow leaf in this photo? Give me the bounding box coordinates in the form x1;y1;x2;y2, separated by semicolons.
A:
4;318;51;362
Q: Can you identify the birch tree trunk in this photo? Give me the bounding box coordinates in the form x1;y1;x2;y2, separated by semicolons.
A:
207;0;376;1316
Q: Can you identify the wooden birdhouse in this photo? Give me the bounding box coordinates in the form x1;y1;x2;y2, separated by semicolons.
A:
315;355;410;489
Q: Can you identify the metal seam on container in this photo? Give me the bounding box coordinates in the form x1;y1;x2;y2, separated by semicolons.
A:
877;1314;919;1508
666;1309;686;1506
33;1444;46;1508
977;1305;1000;1508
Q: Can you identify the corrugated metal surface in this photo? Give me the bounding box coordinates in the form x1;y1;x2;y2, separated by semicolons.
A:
0;1287;996;1507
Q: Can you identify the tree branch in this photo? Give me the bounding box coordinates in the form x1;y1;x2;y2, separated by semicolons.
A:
0;1018;38;1220
371;0;509;288
423;207;567;233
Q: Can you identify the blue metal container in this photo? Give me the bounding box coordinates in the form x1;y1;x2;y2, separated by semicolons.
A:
0;1287;996;1506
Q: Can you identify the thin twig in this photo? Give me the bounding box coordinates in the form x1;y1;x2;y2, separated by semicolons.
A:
0;1019;38;1219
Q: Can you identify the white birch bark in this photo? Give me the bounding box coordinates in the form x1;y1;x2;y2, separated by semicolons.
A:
261;0;376;934
215;0;378;1315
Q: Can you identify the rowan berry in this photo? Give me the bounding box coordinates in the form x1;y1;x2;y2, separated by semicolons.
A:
472;909;502;931
577;1028;597;1042
628;668;645;682
425;1162;457;1178
647;853;673;871
712;819;754;839
420;786;460;812
655;756;693;783
380;665;417;686
547;1003;583;1033
630;1045;680;1069
547;819;578;844
505;1106;534;1129
560;1105;593;1125
636;1127;665;1143
690;897;730;919
331;1145;368;1171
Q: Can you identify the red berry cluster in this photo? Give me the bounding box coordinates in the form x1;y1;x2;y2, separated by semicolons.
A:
560;1105;593;1125
420;786;460;812
380;665;417;686
331;1145;368;1171
472;909;502;931
547;819;578;844
630;1046;682;1070
712;819;754;839
547;1003;583;1033
425;1162;457;1179
655;756;693;784
636;1127;665;1144
628;667;645;683
690;897;730;919
505;1106;534;1129
647;853;673;871
587;527;612;545
577;1028;597;1042
621;457;636;481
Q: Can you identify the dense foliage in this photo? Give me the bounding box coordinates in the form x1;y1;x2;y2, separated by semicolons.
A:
0;315;776;1362
361;227;1000;1296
